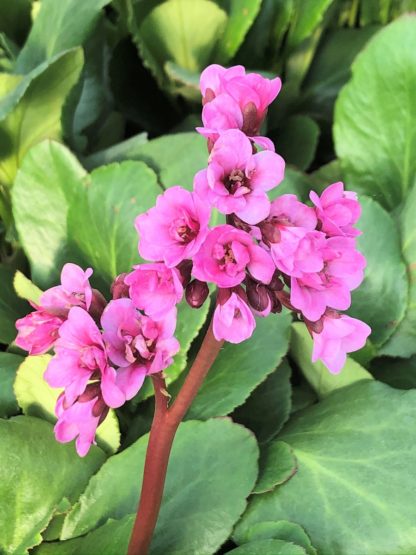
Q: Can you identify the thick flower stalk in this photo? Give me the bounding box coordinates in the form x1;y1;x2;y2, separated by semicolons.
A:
15;63;371;554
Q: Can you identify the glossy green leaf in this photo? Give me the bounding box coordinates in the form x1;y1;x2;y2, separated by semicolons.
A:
214;0;262;63
334;16;416;210
186;312;292;419
380;183;416;357
371;356;416;390
135;0;227;89
0;0;31;44
226;539;307;555
349;196;408;347
0;264;28;344
85;132;207;190
0;49;84;190
235;381;416;555
242;521;317;555
14;355;120;455
13;140;86;288
14;270;42;304
0;416;105;554
233;359;292;443
253;441;297;494
275;115;320;171
67;161;159;288
286;0;334;51
0;352;22;417
16;0;111;72
61;419;258;555
290;322;372;398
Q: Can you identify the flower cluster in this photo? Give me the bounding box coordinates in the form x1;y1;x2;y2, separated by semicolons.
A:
15;63;371;455
16;263;180;456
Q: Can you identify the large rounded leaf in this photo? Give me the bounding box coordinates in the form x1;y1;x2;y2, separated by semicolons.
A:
61;419;258;555
0;352;22;417
234;381;416;555
0;416;105;554
334;16;416;210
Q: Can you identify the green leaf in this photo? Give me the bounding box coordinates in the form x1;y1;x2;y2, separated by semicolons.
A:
135;0;227;90
136;299;210;401
0;49;84;190
286;0;334;51
235;381;416;555
15;0;111;72
0;0;31;44
290;322;373;398
379;182;416;357
67;161;159;288
61;419;259;555
334;16;416;210
348;196;408;347
185;312;292;420
12;140;86;288
270;167;313;203
233;359;292;443
214;0;262;63
253;441;297;494
86;132;208;190
242;521;317;555
0;263;28;344
274;115;320;171
14;270;43;304
226;539;307;555
0;352;22;417
371;356;416;390
14;355;120;455
0;415;105;554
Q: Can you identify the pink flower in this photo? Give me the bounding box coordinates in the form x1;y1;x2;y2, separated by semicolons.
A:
54;384;108;457
290;237;366;321
40;263;93;314
198;64;281;137
312;313;371;373
194;129;284;224
44;307;108;405
125;263;183;320
15;311;65;355
15;263;95;355
100;298;179;407
213;288;256;343
310;182;361;237
193;225;275;288
136;186;210;267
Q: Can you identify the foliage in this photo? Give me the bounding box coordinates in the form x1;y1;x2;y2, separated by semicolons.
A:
0;1;416;554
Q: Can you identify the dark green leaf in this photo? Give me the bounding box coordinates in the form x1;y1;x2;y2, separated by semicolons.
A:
253;440;297;494
242;520;316;555
0;264;27;344
226;539;307;555
371;356;416;389
235;381;416;555
0;0;31;44
61;419;258;555
0;352;22;417
274;115;320;171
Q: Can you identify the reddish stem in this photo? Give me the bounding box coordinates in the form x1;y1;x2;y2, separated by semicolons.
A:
127;320;223;555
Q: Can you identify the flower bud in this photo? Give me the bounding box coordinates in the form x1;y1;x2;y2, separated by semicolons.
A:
242;101;260;136
185;280;209;309
246;280;270;312
177;260;193;287
268;271;284;291
89;289;107;320
111;273;129;300
260;221;280;244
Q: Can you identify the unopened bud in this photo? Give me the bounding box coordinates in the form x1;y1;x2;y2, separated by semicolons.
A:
269;271;284;291
242;101;260;136
246;280;270;312
111;273;129;300
177;260;193;287
260;221;280;244
185;280;209;308
89;289;107;320
270;291;283;313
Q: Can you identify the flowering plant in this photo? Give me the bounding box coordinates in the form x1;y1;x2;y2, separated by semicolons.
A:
15;63;370;553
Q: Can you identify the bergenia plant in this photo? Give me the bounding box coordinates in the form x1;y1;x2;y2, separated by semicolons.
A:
15;64;371;555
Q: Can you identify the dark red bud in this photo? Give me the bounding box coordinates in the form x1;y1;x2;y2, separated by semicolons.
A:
241;101;259;136
177;260;193;287
269;271;284;291
89;289;107;321
92;396;108;418
261;221;281;244
270;291;283;313
111;273;129;300
246;280;270;312
276;290;296;311
185;280;209;309
78;382;101;404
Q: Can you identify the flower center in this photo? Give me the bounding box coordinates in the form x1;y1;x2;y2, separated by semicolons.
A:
170;216;199;244
224;169;250;195
122;331;156;365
